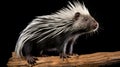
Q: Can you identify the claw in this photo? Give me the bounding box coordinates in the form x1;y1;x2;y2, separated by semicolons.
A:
69;53;73;56
59;53;70;60
33;57;38;60
26;56;38;65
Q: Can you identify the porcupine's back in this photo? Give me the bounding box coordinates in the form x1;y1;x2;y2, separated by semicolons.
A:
15;1;93;58
15;16;72;57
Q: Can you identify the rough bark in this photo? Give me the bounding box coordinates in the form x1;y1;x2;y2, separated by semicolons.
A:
7;51;120;67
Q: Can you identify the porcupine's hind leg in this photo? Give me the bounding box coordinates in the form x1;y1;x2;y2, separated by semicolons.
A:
23;42;38;65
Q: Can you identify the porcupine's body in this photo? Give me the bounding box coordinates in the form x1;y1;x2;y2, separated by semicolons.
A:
15;1;99;64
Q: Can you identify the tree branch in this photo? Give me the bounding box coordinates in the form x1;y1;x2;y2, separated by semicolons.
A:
7;51;120;67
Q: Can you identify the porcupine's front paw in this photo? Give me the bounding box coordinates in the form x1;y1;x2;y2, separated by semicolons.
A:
59;53;70;60
26;56;38;65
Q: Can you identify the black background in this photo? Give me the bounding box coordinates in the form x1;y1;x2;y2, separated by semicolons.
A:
1;0;120;66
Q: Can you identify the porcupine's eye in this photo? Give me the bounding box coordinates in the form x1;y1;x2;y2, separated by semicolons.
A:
83;17;89;22
73;12;81;20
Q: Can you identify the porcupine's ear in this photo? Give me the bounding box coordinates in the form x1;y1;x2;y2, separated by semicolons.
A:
73;12;81;21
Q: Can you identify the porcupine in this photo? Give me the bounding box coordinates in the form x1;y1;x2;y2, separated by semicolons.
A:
15;1;99;64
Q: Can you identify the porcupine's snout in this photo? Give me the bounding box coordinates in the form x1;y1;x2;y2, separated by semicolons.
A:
92;20;98;29
91;20;99;31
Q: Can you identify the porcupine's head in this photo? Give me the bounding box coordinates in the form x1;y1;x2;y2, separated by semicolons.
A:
52;1;99;35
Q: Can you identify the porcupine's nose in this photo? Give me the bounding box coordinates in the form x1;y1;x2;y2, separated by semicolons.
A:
93;23;98;29
92;20;98;29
